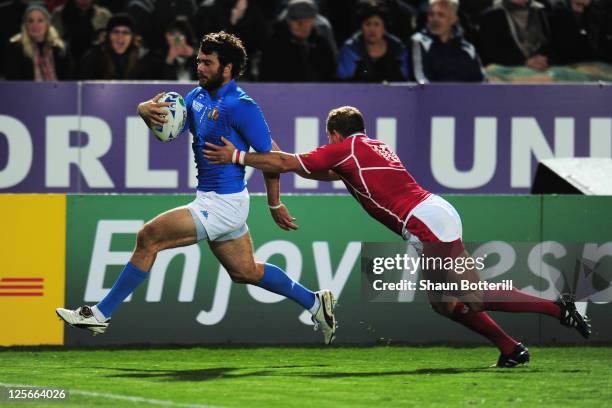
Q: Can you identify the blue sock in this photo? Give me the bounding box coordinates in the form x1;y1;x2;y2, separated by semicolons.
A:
257;263;315;310
96;262;148;319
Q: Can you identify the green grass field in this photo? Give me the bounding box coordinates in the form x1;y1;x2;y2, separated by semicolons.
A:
1;346;610;407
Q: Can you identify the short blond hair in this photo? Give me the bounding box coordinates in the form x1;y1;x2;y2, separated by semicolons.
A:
326;106;365;137
429;0;459;14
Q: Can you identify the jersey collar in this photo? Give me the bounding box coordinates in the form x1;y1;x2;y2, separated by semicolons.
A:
346;132;367;138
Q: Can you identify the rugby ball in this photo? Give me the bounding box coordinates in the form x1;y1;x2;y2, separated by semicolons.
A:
151;91;187;143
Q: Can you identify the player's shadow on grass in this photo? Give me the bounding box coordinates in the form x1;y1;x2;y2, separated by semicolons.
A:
102;367;269;381
298;366;550;378
99;365;546;382
296;367;493;378
100;365;330;382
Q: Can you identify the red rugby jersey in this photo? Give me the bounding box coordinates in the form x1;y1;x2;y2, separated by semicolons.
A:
296;134;431;236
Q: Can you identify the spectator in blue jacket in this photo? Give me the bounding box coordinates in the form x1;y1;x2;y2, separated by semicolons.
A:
337;0;410;82
411;0;485;83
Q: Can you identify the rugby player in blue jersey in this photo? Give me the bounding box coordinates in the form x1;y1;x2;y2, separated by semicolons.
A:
56;32;338;344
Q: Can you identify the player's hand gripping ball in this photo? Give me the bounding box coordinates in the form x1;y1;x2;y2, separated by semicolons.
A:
151;92;187;142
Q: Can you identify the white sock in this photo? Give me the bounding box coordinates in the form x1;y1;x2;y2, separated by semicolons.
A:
308;295;321;315
91;305;108;323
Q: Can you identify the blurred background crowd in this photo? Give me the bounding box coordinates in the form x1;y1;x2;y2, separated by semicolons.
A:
1;0;611;83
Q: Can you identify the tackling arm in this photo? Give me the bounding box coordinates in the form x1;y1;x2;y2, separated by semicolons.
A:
297;169;341;181
246;151;302;173
247;151;340;181
203;137;340;181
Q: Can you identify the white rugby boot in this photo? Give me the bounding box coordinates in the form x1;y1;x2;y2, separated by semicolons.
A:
56;305;109;336
312;290;337;345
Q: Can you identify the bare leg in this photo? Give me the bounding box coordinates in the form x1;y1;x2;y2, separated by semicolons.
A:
209;232;316;310
131;207;198;272
208;232;263;284
93;206;198;320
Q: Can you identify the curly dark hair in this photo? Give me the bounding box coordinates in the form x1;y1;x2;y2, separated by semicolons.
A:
326;106;366;137
199;31;247;79
355;0;389;27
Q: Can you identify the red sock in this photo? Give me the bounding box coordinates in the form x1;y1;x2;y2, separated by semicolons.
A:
451;302;518;355
483;289;561;319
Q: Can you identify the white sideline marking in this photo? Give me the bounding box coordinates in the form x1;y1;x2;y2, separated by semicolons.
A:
0;383;220;408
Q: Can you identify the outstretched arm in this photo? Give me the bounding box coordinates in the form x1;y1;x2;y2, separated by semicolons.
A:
297;169;341;181
204;137;340;180
204;136;305;172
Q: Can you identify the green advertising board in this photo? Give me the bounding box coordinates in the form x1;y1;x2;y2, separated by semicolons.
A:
65;195;611;346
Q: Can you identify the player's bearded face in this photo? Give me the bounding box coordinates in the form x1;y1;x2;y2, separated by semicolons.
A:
200;64;224;91
197;52;226;91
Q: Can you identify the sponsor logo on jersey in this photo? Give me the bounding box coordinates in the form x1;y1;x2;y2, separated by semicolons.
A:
193;100;204;112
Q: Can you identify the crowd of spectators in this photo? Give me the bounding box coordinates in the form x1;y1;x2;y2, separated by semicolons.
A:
1;0;611;82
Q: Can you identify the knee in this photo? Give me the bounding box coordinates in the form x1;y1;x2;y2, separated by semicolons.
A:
228;272;252;284
228;266;261;285
136;222;162;253
430;301;457;317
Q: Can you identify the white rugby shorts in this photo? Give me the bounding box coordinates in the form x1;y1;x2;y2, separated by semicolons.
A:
187;189;250;241
402;194;463;243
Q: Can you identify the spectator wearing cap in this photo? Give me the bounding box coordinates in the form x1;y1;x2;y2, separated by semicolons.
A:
77;13;160;79
260;0;336;81
411;0;485;83
51;0;112;61
277;0;338;56
337;0;409;82
4;3;73;80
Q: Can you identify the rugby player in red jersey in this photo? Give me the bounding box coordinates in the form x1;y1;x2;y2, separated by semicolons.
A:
204;106;591;367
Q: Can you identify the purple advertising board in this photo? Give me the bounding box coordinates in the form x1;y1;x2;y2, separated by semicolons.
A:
0;82;610;193
0;82;78;193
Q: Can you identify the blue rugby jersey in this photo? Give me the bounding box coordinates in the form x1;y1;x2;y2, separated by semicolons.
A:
181;80;272;194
